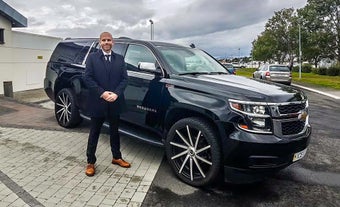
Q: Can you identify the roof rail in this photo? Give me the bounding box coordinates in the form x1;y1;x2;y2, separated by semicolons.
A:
118;36;131;39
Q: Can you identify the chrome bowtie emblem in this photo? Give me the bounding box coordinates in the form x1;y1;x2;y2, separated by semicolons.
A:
298;110;308;121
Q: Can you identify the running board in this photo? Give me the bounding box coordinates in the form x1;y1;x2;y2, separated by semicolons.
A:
80;114;164;147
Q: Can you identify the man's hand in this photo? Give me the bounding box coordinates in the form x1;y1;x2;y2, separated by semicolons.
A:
101;91;118;102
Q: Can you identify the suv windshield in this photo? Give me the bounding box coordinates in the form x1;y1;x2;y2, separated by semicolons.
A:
158;46;228;75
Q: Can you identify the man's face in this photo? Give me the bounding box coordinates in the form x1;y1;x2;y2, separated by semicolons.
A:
100;33;114;53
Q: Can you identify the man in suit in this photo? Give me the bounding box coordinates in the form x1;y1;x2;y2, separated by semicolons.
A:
84;32;130;177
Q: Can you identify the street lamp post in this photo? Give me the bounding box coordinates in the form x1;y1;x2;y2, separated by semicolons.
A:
149;19;154;40
298;21;302;79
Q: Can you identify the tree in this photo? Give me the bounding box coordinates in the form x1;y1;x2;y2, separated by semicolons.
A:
299;0;340;67
252;8;298;64
252;31;276;62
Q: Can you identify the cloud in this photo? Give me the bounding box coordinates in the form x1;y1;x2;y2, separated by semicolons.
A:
5;0;307;57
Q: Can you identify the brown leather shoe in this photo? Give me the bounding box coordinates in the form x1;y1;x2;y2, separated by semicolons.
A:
85;164;95;176
112;158;131;168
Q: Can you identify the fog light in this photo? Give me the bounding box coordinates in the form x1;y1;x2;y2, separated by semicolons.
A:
250;117;266;128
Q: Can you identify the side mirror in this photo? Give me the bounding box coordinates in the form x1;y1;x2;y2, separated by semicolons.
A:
138;62;156;70
138;62;162;74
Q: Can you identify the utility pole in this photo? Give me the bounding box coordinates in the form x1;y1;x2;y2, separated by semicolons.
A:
299;22;302;79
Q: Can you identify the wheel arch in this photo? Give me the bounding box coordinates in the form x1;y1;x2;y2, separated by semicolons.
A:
164;105;220;140
163;104;237;159
54;74;83;105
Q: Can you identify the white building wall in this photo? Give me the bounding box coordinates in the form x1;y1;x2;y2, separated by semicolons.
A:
0;17;62;94
10;31;62;92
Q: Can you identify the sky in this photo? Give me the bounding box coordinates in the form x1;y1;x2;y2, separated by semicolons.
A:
4;0;307;59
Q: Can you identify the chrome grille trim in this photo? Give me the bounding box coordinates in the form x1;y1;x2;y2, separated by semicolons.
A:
269;100;309;138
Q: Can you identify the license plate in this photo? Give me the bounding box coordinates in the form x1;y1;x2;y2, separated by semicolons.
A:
293;148;307;162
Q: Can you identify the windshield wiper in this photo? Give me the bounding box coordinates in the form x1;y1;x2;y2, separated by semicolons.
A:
178;71;228;76
178;72;211;75
208;71;228;75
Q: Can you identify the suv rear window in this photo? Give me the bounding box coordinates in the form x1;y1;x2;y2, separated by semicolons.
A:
50;40;93;65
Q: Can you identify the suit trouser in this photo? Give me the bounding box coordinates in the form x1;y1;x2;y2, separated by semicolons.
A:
86;116;121;164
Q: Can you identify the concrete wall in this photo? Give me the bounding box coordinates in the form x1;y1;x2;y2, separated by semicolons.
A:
0;15;62;95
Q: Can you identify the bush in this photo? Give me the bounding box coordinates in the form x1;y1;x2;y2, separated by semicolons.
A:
312;67;327;75
311;67;318;74
302;64;312;73
326;66;340;76
318;67;328;75
291;64;312;73
292;66;299;72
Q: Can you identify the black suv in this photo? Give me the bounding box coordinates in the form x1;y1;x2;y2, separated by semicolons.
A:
44;37;311;187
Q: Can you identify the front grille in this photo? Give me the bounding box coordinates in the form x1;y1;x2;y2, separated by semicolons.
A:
281;121;305;135
278;102;306;114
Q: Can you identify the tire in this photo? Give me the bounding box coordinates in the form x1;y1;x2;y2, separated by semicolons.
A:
55;88;82;128
165;117;221;186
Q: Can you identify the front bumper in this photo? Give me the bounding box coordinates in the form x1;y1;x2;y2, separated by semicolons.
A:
221;125;311;183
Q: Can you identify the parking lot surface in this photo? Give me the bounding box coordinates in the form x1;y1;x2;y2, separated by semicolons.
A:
1;85;340;207
0;96;163;207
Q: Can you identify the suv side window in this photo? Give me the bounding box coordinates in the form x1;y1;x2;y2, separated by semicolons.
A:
112;43;127;56
125;44;156;71
50;40;93;65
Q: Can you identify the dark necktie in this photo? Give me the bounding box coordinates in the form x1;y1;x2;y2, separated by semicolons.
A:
105;55;110;62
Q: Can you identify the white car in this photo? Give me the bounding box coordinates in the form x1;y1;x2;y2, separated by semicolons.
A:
231;62;245;68
253;64;292;85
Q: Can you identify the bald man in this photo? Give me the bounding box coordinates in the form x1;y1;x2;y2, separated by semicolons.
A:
84;32;130;176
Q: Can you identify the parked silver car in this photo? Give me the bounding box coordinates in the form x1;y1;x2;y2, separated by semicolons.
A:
253;64;292;85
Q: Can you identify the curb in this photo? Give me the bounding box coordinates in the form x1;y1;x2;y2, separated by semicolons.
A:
292;84;340;100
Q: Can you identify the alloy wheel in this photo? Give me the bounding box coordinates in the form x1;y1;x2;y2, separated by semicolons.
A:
56;91;72;126
54;88;82;128
170;125;212;181
166;117;220;186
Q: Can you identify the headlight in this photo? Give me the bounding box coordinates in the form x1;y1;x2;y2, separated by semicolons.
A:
229;99;272;133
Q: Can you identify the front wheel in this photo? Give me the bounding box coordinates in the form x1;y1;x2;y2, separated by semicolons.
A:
165;117;221;187
55;88;82;128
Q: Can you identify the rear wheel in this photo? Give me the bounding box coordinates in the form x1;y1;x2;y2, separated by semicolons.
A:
55;88;82;128
165;117;221;186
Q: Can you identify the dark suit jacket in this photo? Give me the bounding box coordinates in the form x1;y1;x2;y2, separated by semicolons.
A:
84;50;128;117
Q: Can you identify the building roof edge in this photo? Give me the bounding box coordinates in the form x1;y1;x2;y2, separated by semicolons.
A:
0;0;27;28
